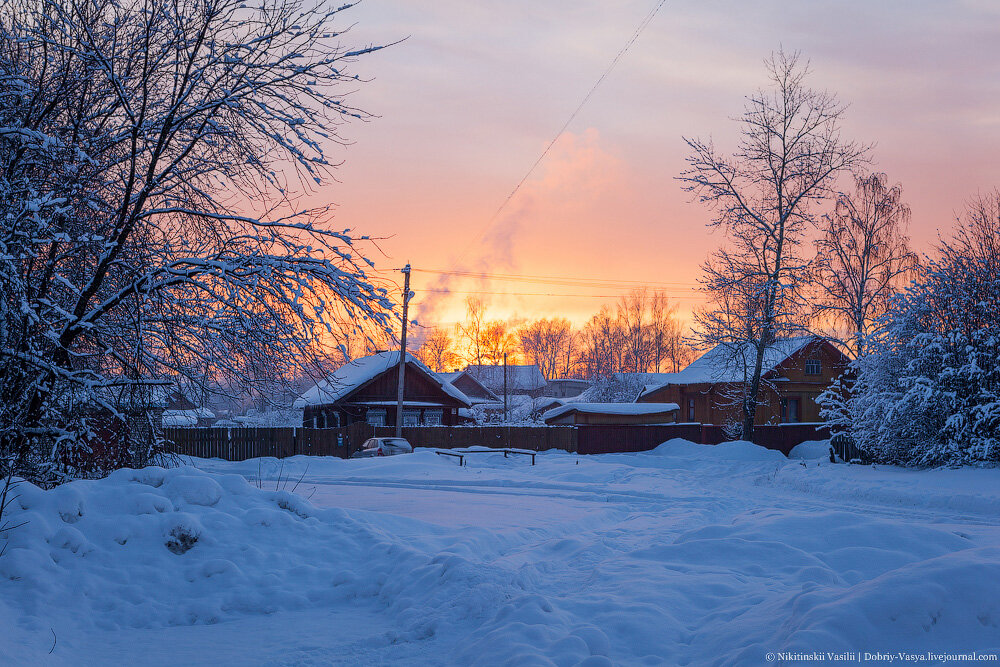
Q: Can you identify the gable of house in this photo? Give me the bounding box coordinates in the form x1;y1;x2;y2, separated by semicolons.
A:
439;371;500;403
465;364;547;395
295;352;472;428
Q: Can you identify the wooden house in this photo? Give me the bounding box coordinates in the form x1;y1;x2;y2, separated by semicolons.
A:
294;352;472;428
438;371;501;405
636;337;849;425
464;364;547;398
543;378;592;398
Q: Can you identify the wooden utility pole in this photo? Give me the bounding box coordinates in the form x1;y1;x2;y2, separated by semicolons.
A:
503;352;508;423
395;264;411;438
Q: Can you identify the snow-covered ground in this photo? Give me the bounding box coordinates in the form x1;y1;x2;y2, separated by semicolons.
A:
3;441;1000;666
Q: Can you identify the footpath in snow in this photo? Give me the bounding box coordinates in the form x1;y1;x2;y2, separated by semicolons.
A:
2;439;1000;666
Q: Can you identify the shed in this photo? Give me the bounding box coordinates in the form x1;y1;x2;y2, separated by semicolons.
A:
542;402;680;426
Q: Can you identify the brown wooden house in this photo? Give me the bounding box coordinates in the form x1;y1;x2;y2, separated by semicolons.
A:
636;337;849;426
294;352;472;428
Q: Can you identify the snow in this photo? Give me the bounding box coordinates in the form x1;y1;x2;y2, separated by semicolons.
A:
637;336;818;398
3;443;1000;665
162;408;215;427
790;439;836;460
542;401;680;422
294;351;472;408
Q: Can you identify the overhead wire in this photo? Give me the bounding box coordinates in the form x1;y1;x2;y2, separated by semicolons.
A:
410;268;698;289
454;0;670;264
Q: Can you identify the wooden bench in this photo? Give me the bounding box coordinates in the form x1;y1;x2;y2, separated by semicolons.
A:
435;447;536;466
435;450;465;466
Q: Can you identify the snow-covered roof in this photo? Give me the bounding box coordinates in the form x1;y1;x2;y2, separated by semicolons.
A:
294;352;472;409
637;337;818;399
542;402;680;422
162;407;213;426
465;364;547;391
612;372;677;385
162;411;198;427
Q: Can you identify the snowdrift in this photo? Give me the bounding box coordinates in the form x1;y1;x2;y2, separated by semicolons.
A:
4;442;1000;665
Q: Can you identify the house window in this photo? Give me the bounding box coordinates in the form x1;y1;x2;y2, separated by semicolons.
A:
687;398;695;422
366;408;386;427
424;410;443;426
402;409;420;427
805;359;822;376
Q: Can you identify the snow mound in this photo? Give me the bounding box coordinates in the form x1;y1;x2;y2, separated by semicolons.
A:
789;439;834;460
0;461;615;665
650;438;787;462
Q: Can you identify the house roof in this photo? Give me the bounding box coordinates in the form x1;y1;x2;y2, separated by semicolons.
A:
465;364;547;391
612;372;677;385
542;402;680;422
637;337;820;399
294;352;472;409
438;371;501;401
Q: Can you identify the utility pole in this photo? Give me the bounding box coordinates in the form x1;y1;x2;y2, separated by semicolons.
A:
503;352;508;423
395;264;412;438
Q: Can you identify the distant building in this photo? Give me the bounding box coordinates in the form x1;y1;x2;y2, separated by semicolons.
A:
543;378;591;398
294;352;472;428
543;402;680;426
636;336;849;425
465;364;547;398
438;371;501;405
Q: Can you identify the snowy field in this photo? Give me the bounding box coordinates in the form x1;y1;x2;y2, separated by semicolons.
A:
3;441;1000;666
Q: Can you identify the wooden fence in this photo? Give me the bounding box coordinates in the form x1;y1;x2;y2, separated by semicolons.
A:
576;423;703;455
165;421;834;461
371;425;578;453
830;433;870;463
165;426;350;460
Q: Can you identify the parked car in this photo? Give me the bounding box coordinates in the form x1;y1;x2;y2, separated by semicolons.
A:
351;437;414;458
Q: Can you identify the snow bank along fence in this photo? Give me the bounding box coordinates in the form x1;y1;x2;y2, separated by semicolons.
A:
165;422;832;460
163;423;577;459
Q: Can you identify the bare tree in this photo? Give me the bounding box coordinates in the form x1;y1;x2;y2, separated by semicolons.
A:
618;290;651;373
679;50;868;439
579;306;622;378
480;320;517;366
0;0;394;477
414;327;459;373
813;172;917;356
457;297;487;368
519;317;572;379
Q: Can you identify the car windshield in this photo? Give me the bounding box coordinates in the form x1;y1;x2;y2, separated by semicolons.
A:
382;438;409;446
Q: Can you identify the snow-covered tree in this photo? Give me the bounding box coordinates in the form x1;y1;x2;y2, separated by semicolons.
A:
679;50;868;439
0;0;394;479
824;193;1000;466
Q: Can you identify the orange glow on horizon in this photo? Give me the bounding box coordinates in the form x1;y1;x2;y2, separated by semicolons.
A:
304;1;1000;337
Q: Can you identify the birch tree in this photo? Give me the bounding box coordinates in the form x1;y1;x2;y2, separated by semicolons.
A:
679;50;868;439
0;0;394;478
813;172;917;356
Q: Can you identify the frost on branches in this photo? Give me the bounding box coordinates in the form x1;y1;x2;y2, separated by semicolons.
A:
0;0;393;482
822;194;1000;466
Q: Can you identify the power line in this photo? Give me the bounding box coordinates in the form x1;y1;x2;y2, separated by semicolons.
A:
412;288;703;300
411;267;698;289
455;0;669;264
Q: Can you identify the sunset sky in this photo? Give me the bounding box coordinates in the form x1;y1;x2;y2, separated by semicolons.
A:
321;0;1000;331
